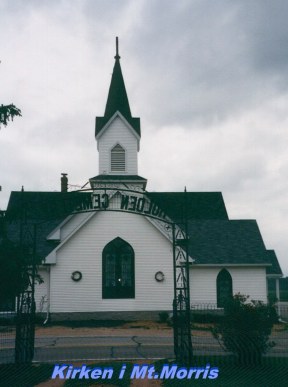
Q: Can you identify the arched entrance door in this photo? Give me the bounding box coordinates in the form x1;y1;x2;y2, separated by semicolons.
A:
102;237;135;299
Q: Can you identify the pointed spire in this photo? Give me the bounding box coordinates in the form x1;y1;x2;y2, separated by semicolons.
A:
95;37;140;137
104;37;131;119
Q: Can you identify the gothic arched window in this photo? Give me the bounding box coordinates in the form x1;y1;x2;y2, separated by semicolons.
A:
217;269;233;308
111;144;125;172
102;237;135;299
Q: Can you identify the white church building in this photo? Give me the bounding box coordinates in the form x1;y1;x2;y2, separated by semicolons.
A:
5;40;282;320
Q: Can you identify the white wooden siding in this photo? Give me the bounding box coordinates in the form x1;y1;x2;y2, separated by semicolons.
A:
98;116;138;175
44;207;268;313
190;266;267;305
35;267;49;312
190;267;217;305
49;211;173;312
60;212;93;241
229;267;267;302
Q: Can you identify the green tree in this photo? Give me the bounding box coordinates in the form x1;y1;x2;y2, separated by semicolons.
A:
0;238;30;307
0;234;43;311
212;293;276;365
0;104;21;127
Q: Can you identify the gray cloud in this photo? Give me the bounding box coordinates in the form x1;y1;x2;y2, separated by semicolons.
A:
1;0;288;275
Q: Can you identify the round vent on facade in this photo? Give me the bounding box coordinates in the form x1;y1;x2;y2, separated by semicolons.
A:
155;271;165;282
71;271;82;282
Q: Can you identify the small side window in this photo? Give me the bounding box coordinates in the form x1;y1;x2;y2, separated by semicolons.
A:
217;269;233;308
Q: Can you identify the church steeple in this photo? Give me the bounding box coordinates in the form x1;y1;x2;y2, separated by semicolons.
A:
91;37;146;188
95;37;140;137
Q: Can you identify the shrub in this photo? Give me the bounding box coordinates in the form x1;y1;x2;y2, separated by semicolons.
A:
158;311;169;323
212;293;276;365
191;311;224;324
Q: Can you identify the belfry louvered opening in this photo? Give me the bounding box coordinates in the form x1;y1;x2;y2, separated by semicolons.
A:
111;144;125;172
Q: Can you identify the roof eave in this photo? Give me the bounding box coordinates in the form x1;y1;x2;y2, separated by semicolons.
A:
96;111;140;150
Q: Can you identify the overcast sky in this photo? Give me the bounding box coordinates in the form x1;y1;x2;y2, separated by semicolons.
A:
1;0;288;275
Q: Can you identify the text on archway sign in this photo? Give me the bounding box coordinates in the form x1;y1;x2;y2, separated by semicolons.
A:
74;192;167;221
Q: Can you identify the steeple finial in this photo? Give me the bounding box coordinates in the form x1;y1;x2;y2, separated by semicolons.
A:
115;36;120;60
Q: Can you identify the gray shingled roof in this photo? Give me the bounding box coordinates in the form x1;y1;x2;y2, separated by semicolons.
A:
3;190;282;275
6;219;62;260
266;250;283;276
5;191;91;220
186;220;269;265
147;192;228;221
5;191;92;260
5;190;228;224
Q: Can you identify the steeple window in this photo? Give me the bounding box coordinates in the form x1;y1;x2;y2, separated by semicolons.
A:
111;144;125;172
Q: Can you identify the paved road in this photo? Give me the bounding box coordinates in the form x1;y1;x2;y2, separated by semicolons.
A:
0;334;224;364
1;332;287;364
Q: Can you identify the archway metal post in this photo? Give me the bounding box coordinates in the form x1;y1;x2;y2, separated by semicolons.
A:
172;222;193;365
15;216;43;363
15;205;36;364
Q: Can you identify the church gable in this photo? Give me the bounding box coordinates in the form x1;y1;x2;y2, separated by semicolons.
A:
45;190;176;265
49;210;174;313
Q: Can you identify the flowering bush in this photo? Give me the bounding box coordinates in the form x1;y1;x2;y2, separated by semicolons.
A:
212;293;276;365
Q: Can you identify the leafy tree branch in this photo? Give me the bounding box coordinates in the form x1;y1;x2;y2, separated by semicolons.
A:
0;104;22;127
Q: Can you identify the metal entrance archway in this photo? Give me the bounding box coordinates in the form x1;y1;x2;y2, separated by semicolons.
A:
72;186;193;364
16;185;192;364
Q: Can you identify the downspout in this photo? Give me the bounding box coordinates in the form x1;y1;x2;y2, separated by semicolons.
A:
43;266;50;325
275;277;285;322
